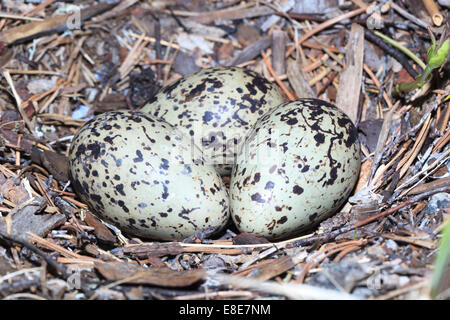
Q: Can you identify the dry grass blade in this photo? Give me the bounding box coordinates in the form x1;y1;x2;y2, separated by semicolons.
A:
398;114;432;179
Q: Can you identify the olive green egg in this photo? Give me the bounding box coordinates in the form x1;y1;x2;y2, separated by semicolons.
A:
140;66;285;176
230;99;361;240
68;110;229;241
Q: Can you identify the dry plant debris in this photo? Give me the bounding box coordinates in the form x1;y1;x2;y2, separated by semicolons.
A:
0;0;449;301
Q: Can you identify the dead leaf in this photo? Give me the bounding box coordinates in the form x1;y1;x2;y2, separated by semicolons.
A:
95;261;205;287
215;41;234;61
236;23;261;47
235;256;295;281
83;212;116;244
40;149;69;182
232;232;270;245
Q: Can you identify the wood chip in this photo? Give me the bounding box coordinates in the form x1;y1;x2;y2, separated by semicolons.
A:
286;58;316;99
271;29;286;75
227;36;271;66
0;198;66;240
123;242;184;258
336;23;364;123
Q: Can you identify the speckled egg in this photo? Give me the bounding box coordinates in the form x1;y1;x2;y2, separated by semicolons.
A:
140;66;284;175
68;110;229;241
230;99;361;240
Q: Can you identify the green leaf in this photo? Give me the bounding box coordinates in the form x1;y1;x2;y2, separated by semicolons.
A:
396;38;450;94
428;39;450;69
431;220;450;299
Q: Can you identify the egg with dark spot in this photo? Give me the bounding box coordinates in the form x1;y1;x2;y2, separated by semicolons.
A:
68;110;229;241
230;99;361;240
140;66;284;175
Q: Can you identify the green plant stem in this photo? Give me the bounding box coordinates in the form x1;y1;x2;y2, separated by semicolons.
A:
396;68;431;93
374;31;426;70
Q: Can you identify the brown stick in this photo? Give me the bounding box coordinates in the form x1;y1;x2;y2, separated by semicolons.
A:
422;0;444;26
407;176;450;196
261;52;296;101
